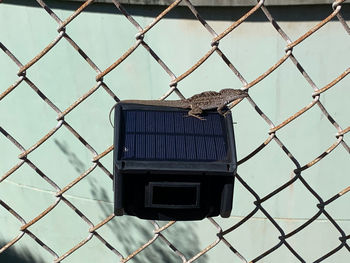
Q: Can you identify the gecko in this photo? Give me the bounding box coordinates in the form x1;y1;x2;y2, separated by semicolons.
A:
109;88;248;126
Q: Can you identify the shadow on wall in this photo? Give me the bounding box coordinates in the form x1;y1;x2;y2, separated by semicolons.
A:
54;139;208;262
54;139;86;174
4;0;350;21
0;244;44;263
90;180;208;263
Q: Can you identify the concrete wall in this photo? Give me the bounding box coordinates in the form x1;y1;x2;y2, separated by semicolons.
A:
0;1;349;262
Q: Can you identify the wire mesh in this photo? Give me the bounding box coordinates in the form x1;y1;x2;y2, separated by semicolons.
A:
0;0;349;262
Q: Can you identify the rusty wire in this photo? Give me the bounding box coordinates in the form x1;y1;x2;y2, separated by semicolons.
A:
0;0;349;262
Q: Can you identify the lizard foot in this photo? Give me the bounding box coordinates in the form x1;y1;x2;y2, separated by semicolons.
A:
218;108;231;118
184;114;206;120
223;110;231;117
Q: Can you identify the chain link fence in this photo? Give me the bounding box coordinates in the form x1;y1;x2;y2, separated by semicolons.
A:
0;0;349;262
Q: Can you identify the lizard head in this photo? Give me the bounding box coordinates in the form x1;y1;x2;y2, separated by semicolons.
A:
219;88;249;103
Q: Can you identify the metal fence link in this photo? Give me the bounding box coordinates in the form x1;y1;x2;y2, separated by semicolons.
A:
0;0;349;262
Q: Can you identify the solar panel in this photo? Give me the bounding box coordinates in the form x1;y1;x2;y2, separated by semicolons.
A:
113;102;237;220
119;109;229;162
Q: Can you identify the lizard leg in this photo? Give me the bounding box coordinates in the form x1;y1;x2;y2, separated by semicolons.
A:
217;106;231;117
223;110;231;117
187;107;205;120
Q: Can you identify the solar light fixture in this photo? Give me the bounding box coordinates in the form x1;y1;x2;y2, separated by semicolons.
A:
113;102;238;220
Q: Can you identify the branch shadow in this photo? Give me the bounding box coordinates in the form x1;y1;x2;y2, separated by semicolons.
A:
54;139;86;174
91;183;208;263
53;137;208;261
0;243;44;263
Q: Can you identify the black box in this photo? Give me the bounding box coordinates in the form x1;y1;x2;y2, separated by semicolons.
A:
113;102;237;220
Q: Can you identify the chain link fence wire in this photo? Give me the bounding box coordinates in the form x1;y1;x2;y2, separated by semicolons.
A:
0;0;349;262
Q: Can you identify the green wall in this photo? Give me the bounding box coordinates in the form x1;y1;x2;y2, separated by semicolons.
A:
0;1;349;262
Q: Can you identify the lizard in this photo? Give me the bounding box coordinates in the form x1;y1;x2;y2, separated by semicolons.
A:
109;88;248;126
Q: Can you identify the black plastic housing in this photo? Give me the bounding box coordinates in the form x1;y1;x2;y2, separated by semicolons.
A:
113;102;237;220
